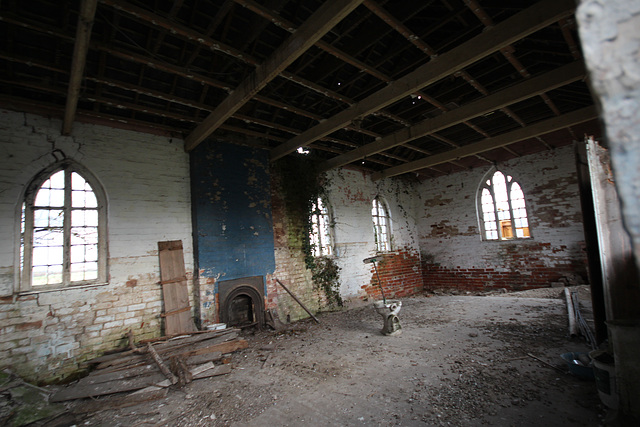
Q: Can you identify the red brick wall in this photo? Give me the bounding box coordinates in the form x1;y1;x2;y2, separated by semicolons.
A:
361;248;424;300
421;241;587;292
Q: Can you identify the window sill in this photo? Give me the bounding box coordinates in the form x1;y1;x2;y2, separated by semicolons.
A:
18;281;109;296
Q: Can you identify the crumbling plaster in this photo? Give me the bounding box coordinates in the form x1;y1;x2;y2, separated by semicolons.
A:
417;145;588;285
0;109;194;381
323;168;422;301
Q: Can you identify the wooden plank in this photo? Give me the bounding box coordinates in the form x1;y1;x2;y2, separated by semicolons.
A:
270;0;576;161
157;240;195;335
320;61;586;171
184;0;364;151
62;0;98;135
186;351;223;366
50;372;166;402
92;331;238;372
372;106;598;180
192;363;232;380
75;364;157;387
70;386;167;414
177;339;249;358
156;363;232;386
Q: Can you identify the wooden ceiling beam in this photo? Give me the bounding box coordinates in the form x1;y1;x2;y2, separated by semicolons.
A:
270;0;576;161
100;0;257;66
320;60;585;171
372;106;598;180
62;0;98;135
184;0;364;151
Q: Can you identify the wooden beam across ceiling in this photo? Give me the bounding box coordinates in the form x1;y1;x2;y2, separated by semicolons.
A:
269;0;576;162
319;61;587;171
183;0;365;151
62;0;98;135
372;106;598;180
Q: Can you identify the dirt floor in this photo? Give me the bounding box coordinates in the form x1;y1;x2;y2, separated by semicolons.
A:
62;286;604;426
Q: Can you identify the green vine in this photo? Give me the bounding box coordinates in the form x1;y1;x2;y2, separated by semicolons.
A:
274;157;343;308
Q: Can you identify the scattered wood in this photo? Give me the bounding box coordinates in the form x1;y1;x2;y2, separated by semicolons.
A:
564;287;578;336
169;355;192;386
71;386;168;413
51;327;245;403
147;343;177;385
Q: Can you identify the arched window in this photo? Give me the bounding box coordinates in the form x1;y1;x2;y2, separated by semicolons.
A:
479;170;530;241
20;162;107;291
309;196;333;257
372;197;391;252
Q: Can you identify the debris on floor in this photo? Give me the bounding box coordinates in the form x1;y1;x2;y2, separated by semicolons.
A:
0;369;70;427
51;328;246;404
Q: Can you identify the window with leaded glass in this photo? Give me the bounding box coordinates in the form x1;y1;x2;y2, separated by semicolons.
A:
372;197;391;252
309;197;333;257
479;170;530;241
20;162;107;291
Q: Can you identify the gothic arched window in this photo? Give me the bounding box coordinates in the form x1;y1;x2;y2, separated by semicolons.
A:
20;162;107;291
479;170;530;241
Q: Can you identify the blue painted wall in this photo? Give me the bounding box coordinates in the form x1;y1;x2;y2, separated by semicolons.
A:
191;141;275;284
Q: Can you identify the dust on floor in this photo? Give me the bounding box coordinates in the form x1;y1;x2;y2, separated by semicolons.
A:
67;287;603;426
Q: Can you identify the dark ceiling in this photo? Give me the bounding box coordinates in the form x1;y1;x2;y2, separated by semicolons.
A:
0;0;601;179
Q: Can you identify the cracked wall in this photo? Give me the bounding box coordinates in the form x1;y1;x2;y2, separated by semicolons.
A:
0;110;194;382
418;145;588;291
190;141;275;326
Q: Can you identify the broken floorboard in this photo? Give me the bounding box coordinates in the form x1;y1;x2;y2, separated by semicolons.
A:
51;329;247;402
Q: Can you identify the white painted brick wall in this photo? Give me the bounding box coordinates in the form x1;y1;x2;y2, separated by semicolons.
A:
0;109;194;381
324;169;421;299
417;145;585;271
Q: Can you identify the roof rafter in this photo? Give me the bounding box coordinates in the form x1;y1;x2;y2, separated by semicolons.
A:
372;106;598;180
269;0;576;161
184;0;364;151
62;0;98;135
320;61;586;171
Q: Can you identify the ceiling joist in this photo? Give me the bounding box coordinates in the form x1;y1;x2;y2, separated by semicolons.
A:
62;0;98;135
184;0;365;151
373;106;598;180
320;61;586;171
269;0;576;161
1;0;601;179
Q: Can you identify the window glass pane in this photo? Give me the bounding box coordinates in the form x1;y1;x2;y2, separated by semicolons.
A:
50;170;65;189
70;261;98;282
72;210;85;227
33;227;63;248
72;190;86;207
71;172;86;190
71;227;98;245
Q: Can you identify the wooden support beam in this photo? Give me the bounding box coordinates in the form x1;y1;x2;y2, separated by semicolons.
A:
184;0;364;151
320;61;586;171
270;0;576;161
62;0;98;135
372;106;598;180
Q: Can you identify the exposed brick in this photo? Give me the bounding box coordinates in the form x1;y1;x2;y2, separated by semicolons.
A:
0;110;194;383
16;320;43;331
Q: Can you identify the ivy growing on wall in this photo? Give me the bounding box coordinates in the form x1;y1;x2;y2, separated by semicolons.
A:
274;157;343;308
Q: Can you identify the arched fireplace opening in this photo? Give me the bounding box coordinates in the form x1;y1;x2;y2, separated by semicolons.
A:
218;276;265;329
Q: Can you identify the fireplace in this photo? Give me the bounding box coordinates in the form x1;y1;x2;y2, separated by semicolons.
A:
217;276;265;329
